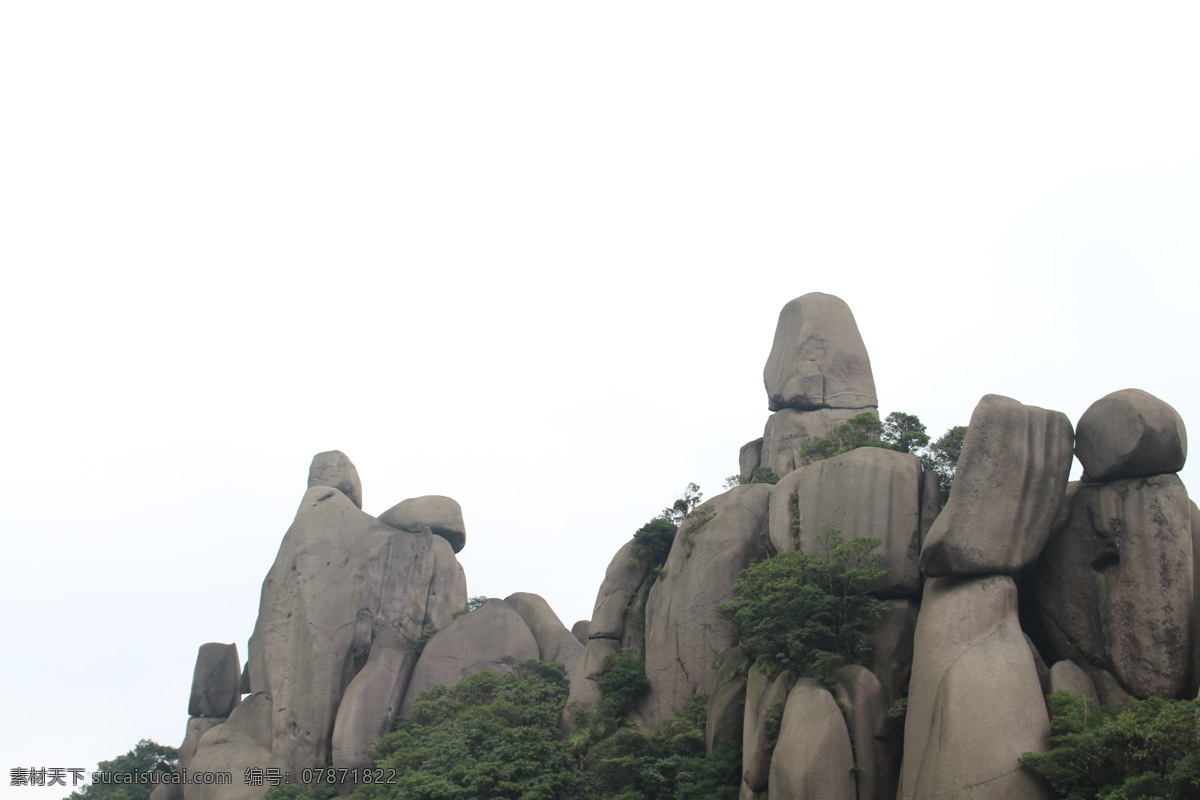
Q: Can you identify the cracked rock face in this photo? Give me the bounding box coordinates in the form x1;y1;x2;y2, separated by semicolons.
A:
763;292;877;413
1031;475;1193;699
642;484;771;726
920;394;1074;577
246;483;466;774
307;450;363;509
188;643;241;718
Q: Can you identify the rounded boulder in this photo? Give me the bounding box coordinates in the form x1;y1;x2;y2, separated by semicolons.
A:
1076;388;1187;482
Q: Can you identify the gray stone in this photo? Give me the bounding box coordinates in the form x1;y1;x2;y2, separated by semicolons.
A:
760;407;877;480
246;485;466;773
1049;660;1099;706
739;438;763;483
186;694;285;800
400;598;539;716
834;665;887;800
1076;388;1187;482
1192;500;1200;697
900;575;1051;800
1032;475;1193;698
767;679;857;800
920;394;1074;576
768;447;922;596
188;643;241;718
763;292;877;412
706;647;748;753
919;468;942;541
307;450;362;509
587;538;647;641
179;717;222;767
331;627;412;770
740;664;794;795
571;620;589;646
378;495;467;553
504;592;584;674
643;484;771;724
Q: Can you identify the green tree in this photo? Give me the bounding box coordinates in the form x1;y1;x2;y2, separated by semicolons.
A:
1020;692;1200;799
631;518;678;575
881;411;930;454
660;483;703;526
66;740;179;800
352;660;580;800
921;425;968;504
798;412;887;465
716;525;889;684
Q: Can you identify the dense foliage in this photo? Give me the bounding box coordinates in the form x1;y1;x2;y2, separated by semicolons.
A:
350;661;579;800
1020;692;1200;800
631;518;678;575
717;526;889;683
920;425;968;503
65;740;179;800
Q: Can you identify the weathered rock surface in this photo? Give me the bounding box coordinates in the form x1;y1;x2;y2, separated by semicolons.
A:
378;495;467;553
642;484;771;724
760;407;877;480
331;627;411;770
1032;475;1193;698
763;292;877;412
706;647;748;753
834;665;888;800
1192;500;1200;697
741;665;794;797
246;485;466;773
179;717;222;767
919;468;942;540
186;694;284;800
767;447;922;595
307;450;362;509
920;394;1074;576
571;620;589;645
1076;388;1187;482
767;679;857;800
1049;660;1099;705
188;643;241;718
740;438;764;483
588;538;648;640
900;575;1050;800
504;592;583;674
400;598;538;716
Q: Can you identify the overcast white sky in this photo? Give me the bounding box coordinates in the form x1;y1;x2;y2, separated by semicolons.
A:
3;3;1198;798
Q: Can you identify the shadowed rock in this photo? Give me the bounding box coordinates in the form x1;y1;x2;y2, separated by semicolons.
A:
379;495;467;553
307;450;362;509
187;694;286;800
920;394;1074;576
188;643;241;718
642;484;771;725
331;627;411;770
1076;388;1187;481
763;292;877;412
739;438;764;483
706;647;748;753
1049;660;1099;705
740;664;794;797
571;620;589;645
1032;475;1193;698
400;598;538;716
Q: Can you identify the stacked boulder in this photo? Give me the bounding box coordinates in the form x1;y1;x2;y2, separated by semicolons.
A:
745;292;879;480
1029;389;1192;705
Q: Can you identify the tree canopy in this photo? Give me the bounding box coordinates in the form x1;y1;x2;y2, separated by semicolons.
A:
65;740;179;800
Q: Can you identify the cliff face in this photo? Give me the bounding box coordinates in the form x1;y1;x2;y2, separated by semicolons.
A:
159;293;1193;800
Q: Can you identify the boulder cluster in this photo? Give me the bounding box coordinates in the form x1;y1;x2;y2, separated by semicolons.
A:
158;293;1192;800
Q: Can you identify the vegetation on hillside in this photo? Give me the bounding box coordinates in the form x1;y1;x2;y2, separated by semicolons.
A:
717;525;889;684
63;740;179;800
1020;692;1200;799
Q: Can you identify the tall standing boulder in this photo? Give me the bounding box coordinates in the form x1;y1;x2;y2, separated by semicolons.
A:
642;484;771;724
188;643;241;718
763;292;877;412
246;483;467;774
1031;475;1193;699
767;679;857;800
920;394;1074;577
900;575;1051;800
504;592;584;674
1075;389;1187;481
330;627;410;770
